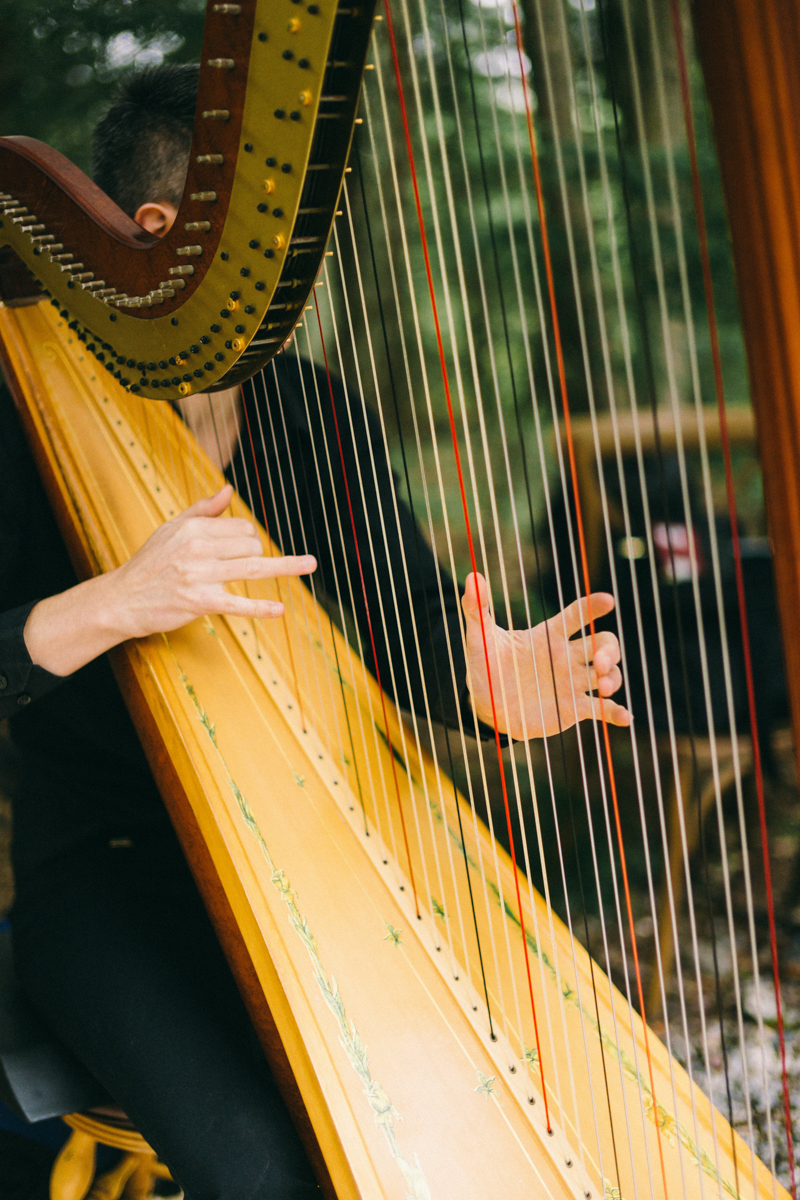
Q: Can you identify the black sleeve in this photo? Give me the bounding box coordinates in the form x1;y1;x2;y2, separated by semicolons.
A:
246;358;486;736
0;383;75;719
0;601;66;718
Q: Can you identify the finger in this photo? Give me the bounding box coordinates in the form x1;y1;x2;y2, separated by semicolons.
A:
218;593;285;621
180;485;235;521
582;661;622;693
590;630;621;671
596;665;623;697
215;552;319;580
578;695;632;728
556;591;616;639
194;535;264;562
200;516;258;539
461;572;491;624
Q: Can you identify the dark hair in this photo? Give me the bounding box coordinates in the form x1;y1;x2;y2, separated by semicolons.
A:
92;63;199;218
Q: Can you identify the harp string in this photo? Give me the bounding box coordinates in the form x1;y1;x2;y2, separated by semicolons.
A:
267;356;372;836
576;11;721;1183
513;14;663;1167
482;0;662;1180
284;327;401;866
254;367;327;735
553;3;711;1191
386;0;570;1087
369;7;544;1089
262;355;366;828
536;1;712;1189
381;0;556;1123
363;45;516;1049
532;0;743;1185
530;0;785;1187
605;0;752;1177
331;188;472;964
311;289;423;915
666;0;795;1181
351;136;493;1015
239;390;310;730
293;316;408;886
417;0;594;1133
322;217;449;947
507;7;674;1191
459;0;632;1168
371;0;642;1156
470;0;662;1152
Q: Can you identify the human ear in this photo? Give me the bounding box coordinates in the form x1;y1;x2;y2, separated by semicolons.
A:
133;201;178;236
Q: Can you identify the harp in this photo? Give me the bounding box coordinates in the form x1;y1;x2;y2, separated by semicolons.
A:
0;0;797;1197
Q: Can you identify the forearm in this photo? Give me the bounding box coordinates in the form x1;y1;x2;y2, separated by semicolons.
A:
23;572;128;678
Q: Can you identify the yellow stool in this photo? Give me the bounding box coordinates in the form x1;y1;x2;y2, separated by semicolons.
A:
50;1109;176;1200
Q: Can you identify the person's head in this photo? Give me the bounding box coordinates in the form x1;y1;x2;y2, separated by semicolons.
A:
92;63;199;235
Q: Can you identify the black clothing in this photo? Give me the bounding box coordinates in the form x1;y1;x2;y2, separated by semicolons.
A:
1;358;469;882
0;358;470;1196
12;834;320;1200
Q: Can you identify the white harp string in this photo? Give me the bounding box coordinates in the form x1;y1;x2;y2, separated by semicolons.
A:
112;0;789;1191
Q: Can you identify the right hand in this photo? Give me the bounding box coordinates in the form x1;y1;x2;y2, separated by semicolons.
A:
107;484;316;638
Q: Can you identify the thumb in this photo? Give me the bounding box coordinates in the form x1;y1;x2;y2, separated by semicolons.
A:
461;572;491;625
184;484;234;519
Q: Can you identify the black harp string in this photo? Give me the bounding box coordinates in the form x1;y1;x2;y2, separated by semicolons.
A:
494;0;678;1186
238;381;309;722
361;54;513;1013
449;0;623;1170
340;157;479;974
362;45;523;1040
260;354;363;814
250;365;319;729
297;305;411;877
218;385;271;654
270;348;372;835
324;215;448;933
353;139;496;1029
311;287;424;916
334;155;496;964
428;0;615;1125
593;0;739;1164
325;206;471;945
295;312;407;871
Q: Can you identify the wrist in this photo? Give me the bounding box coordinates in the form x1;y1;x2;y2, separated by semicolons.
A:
23;570;129;677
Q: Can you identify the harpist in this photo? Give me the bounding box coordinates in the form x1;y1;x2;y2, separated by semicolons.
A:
0;64;628;1199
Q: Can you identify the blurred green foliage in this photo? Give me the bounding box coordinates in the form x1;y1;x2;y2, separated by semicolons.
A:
0;0;205;174
0;0;762;596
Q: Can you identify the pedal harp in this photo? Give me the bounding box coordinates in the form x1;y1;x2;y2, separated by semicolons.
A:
0;1;798;1199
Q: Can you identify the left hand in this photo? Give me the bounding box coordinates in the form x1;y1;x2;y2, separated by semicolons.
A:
462;573;631;740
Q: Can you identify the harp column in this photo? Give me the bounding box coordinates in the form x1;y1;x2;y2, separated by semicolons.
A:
694;0;800;758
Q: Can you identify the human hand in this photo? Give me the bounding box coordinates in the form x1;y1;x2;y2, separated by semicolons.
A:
24;486;315;677
106;484;315;638
461;573;631;740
